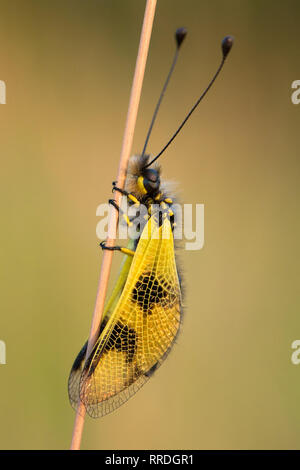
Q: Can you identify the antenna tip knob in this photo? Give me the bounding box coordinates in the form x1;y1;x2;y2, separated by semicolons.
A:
221;35;234;58
175;27;187;48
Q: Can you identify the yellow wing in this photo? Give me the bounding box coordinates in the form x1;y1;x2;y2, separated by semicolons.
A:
68;242;134;410
79;215;181;418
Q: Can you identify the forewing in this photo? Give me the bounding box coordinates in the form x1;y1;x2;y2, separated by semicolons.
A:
68;249;133;411
68;341;88;410
80;216;181;418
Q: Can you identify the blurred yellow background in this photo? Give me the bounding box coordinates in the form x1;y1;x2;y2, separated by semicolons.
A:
0;0;299;450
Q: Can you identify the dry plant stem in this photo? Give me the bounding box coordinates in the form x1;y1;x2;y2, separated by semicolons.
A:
70;0;157;450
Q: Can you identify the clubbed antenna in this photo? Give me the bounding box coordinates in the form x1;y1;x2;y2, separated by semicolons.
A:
141;27;187;158
145;35;234;168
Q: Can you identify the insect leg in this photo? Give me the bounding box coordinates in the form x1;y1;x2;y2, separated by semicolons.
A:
100;241;135;257
108;199;133;227
112;182;140;206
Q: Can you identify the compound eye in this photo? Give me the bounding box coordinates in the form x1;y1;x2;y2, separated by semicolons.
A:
143;168;159;183
144;177;160;194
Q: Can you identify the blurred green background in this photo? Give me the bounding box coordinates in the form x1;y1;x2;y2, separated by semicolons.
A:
0;0;299;450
